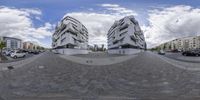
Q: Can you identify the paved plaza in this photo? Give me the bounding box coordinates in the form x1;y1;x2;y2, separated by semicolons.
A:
0;51;200;100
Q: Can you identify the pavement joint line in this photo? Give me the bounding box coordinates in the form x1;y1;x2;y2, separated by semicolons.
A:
149;52;200;71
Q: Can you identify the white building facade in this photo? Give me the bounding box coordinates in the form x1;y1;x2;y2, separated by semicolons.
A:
158;36;200;51
107;16;146;54
52;16;89;55
0;36;22;50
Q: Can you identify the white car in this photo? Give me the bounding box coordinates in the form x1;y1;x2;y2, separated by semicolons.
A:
5;50;14;56
10;50;26;58
158;50;165;55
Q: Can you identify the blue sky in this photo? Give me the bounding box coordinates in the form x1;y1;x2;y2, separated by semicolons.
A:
0;0;200;48
2;0;199;23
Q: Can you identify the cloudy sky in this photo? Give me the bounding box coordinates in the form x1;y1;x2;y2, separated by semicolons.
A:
0;0;200;48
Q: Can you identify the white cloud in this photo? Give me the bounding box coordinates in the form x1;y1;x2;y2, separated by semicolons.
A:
143;5;200;48
101;4;120;8
20;8;42;15
65;4;137;47
101;3;138;16
0;6;53;48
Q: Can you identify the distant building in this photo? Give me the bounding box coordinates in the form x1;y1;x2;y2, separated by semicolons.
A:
94;44;98;51
52;16;89;55
23;41;44;50
23;42;34;50
0;36;22;49
157;36;200;51
107;15;146;54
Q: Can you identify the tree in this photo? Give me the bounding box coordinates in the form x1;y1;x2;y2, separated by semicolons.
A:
169;44;171;50
163;43;166;50
36;46;40;50
0;41;6;54
173;43;176;50
39;47;45;50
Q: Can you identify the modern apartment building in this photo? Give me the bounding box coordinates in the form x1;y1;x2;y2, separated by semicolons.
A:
158;36;200;51
52;16;89;54
107;15;146;54
0;36;22;49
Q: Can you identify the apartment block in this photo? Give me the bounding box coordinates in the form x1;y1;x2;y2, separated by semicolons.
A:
159;36;200;51
0;36;22;49
107;15;146;54
23;41;43;50
52;16;89;55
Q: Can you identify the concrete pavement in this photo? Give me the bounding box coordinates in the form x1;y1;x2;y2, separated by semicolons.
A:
59;53;138;65
0;51;200;100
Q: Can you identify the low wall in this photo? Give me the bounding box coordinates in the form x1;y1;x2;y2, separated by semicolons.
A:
52;48;89;55
108;49;142;55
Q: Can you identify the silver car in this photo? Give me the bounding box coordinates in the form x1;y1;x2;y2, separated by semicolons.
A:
10;50;26;58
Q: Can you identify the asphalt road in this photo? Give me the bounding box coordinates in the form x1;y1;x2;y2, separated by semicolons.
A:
0;51;200;100
164;52;200;63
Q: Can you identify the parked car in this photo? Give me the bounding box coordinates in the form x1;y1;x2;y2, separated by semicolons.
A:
28;50;33;54
170;49;180;53
21;49;28;53
2;50;6;54
182;50;200;56
39;50;45;53
5;50;14;56
10;50;26;58
32;51;39;54
28;50;40;54
158;50;165;55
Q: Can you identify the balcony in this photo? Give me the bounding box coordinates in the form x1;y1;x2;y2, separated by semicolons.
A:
119;24;128;32
130;35;138;43
134;31;142;35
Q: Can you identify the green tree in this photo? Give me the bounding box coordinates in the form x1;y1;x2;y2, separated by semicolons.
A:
169;44;171;50
173;43;176;50
0;41;6;54
37;46;40;50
